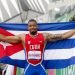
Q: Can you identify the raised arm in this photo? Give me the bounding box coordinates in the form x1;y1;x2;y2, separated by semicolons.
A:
45;30;75;42
0;34;21;43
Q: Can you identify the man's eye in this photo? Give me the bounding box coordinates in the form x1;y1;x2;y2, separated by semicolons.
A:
29;25;32;27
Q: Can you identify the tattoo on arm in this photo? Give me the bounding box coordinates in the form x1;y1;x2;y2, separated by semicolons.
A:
47;33;63;41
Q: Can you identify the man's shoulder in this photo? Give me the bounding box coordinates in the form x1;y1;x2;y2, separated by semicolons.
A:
17;33;26;39
42;32;47;37
18;33;25;36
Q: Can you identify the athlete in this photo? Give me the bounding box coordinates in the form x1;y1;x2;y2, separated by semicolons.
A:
0;19;75;75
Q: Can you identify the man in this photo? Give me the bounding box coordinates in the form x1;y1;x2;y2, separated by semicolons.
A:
0;19;75;75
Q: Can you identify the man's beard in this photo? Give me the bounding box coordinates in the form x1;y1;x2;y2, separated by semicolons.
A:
30;31;37;35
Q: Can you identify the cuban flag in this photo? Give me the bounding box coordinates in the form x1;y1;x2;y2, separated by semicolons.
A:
0;22;75;69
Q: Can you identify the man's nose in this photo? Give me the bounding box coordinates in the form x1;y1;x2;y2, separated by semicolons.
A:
31;26;35;28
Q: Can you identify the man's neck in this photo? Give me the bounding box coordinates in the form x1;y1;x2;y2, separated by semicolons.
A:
30;33;38;38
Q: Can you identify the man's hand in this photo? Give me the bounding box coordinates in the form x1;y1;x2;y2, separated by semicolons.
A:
0;34;5;41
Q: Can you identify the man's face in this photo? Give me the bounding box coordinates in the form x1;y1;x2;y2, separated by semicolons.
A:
28;21;38;35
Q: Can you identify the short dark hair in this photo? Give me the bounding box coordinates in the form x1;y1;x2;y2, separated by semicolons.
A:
28;19;37;24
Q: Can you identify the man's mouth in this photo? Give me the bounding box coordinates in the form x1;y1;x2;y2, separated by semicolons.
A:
30;31;37;35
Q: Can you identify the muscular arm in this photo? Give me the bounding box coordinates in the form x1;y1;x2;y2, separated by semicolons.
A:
45;30;75;42
0;34;21;43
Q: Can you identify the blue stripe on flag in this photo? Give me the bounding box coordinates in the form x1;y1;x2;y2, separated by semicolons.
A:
46;39;75;49
42;56;75;69
0;22;75;31
0;56;27;68
1;56;75;69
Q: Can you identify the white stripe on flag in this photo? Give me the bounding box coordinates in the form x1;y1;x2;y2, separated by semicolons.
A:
10;50;25;60
44;48;75;60
9;47;75;60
